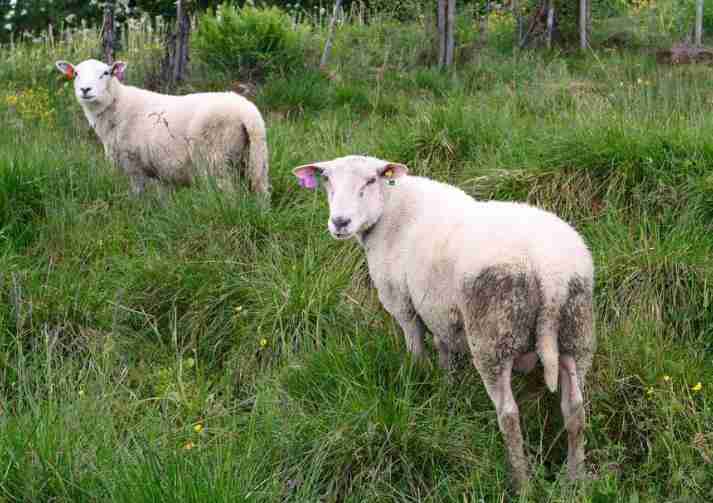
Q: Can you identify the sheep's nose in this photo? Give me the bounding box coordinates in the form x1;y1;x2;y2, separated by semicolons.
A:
331;216;351;230
80;87;91;95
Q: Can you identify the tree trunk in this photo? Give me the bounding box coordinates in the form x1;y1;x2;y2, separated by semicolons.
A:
579;0;588;50
320;0;343;68
161;0;191;89
445;0;455;66
437;0;447;66
695;0;704;47
512;0;517;43
519;1;545;49
546;1;554;49
478;1;490;45
173;0;191;84
480;2;490;46
437;0;455;67
101;0;116;64
160;29;176;87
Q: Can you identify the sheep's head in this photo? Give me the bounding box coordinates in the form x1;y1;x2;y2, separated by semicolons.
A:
55;59;126;107
293;155;408;240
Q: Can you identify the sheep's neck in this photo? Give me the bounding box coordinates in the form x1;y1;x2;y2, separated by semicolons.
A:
81;84;121;135
90;97;118;137
357;183;408;257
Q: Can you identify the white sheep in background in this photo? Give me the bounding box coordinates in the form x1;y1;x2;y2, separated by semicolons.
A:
293;155;596;490
55;59;270;199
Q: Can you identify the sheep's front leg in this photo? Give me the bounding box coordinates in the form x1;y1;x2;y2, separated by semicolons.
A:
129;175;148;196
395;313;427;362
114;152;150;197
434;336;452;370
378;287;427;362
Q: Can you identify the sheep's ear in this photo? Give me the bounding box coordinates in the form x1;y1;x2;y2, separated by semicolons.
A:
379;163;408;179
111;61;127;81
55;61;75;79
293;164;323;190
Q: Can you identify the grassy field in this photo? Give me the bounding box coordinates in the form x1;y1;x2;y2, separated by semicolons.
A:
0;9;712;502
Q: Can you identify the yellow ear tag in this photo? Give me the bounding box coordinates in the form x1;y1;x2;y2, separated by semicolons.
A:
384;169;393;178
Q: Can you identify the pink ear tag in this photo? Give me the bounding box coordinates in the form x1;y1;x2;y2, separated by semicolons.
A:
298;172;319;189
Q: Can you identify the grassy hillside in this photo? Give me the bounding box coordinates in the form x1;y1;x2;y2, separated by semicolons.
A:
0;12;712;502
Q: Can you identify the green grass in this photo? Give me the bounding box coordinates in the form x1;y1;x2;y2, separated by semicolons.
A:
0;10;712;502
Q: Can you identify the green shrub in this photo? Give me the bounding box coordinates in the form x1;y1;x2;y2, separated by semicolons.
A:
194;2;306;79
257;68;333;113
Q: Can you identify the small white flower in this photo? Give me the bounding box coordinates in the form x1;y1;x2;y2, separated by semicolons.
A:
4;23;11;31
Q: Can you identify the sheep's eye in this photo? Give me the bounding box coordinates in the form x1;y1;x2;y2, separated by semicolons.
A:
365;177;376;186
102;71;110;77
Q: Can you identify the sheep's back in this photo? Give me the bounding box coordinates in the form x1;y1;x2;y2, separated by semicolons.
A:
393;177;592;304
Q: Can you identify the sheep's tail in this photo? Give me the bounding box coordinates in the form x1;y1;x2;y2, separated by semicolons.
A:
240;98;271;201
537;327;559;393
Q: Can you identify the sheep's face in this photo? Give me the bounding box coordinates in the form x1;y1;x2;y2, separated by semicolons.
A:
55;59;126;107
293;156;408;240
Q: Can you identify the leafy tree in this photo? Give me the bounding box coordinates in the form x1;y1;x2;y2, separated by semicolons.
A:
0;0;100;42
133;0;220;18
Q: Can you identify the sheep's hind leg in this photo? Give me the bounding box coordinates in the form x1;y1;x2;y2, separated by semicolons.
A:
558;274;594;481
200;156;235;192
474;357;530;491
560;354;586;480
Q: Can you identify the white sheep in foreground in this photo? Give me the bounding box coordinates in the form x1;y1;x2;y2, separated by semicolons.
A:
55;59;270;198
293;155;596;490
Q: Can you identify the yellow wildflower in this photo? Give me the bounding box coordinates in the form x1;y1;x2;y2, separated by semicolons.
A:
663;375;670;382
646;387;654;396
259;338;268;348
692;382;703;392
183;441;194;450
194;423;204;433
